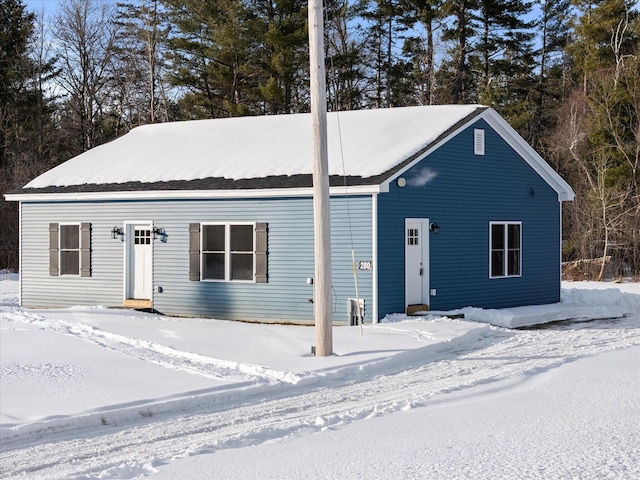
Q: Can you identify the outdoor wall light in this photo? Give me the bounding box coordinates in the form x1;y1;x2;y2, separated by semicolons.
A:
152;226;167;242
397;177;407;187
429;223;440;234
111;226;124;240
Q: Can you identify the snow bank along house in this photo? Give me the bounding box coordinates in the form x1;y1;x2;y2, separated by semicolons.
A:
5;105;575;324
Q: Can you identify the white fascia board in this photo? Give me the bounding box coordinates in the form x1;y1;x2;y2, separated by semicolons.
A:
4;184;380;202
479;109;575;202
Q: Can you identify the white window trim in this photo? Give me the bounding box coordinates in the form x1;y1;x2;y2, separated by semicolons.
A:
59;222;81;277
489;221;522;279
201;222;256;283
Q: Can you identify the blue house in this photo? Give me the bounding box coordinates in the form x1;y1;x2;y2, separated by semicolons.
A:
5;105;574;324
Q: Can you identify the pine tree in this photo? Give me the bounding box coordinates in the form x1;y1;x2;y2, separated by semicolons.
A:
164;0;258;118
440;0;479;104
399;0;444;105
538;0;571;93
325;0;368;110
569;0;639;93
360;0;408;107
474;0;534;103
0;0;34;269
251;0;309;114
0;0;60;270
530;0;572;149
0;0;34;168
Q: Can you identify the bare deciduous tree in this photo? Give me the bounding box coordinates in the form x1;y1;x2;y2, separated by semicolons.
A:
113;0;170;128
54;0;119;152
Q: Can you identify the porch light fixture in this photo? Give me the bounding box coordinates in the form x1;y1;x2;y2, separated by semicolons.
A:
111;226;124;240
429;223;440;234
153;226;165;240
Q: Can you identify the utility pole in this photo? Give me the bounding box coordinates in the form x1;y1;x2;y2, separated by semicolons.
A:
308;0;332;356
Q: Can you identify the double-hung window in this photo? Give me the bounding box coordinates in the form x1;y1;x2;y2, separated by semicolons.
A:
202;223;255;281
49;222;91;277
490;222;521;278
190;222;268;283
60;224;81;275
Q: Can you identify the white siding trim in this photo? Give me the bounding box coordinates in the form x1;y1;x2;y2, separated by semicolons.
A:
371;194;379;323
120;222;127;303
18;202;22;306
559;202;564;284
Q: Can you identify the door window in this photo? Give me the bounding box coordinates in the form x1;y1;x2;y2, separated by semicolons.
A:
407;228;419;246
134;229;151;245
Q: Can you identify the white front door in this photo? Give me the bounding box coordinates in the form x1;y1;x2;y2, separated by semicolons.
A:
127;224;152;300
405;219;429;307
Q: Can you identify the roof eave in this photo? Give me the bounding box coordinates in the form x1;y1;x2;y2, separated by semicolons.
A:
4;184;382;202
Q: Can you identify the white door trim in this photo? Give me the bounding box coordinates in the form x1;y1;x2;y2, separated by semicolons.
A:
124;221;153;301
405;218;430;309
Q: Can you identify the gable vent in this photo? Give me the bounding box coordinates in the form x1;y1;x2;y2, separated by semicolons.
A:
474;129;485;156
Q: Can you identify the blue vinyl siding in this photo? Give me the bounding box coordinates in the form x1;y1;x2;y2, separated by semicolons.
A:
377;119;561;317
20;202;127;307
19;196;373;324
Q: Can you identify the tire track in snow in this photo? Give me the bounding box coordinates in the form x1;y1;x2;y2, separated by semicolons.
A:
1;318;638;480
1;307;300;384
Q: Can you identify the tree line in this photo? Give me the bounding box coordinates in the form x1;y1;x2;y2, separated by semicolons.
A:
1;0;638;279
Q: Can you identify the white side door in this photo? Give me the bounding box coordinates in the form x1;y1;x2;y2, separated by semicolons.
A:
405;219;429;307
127;224;153;300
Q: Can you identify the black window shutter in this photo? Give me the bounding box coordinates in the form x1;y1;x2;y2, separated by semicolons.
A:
49;223;59;276
255;222;268;283
189;223;201;281
80;222;91;277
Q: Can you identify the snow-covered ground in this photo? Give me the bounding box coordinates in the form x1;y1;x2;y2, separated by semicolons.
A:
1;273;638;479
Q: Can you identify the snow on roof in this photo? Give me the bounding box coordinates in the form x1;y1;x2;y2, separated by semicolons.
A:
25;105;482;189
